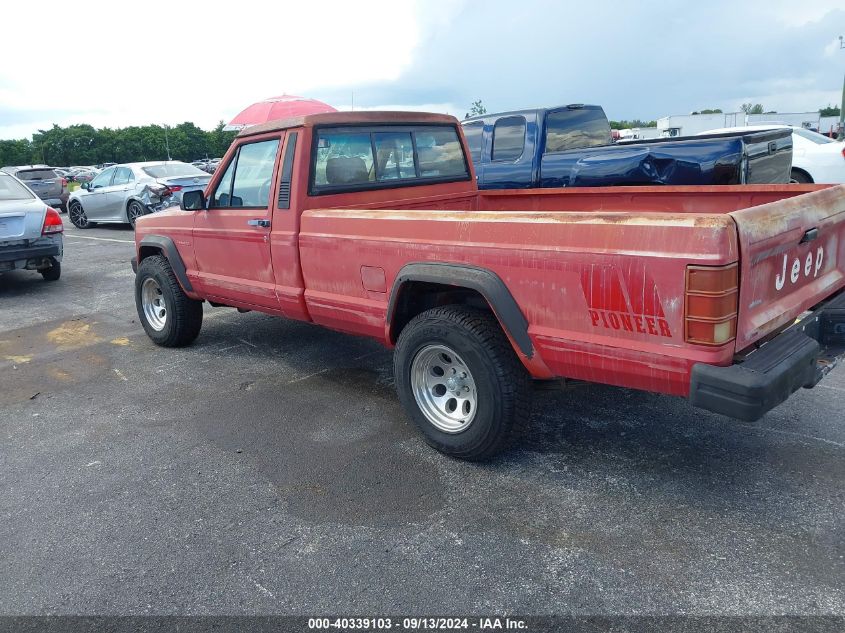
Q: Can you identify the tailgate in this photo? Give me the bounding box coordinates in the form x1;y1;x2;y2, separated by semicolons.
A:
730;184;845;350
740;128;792;184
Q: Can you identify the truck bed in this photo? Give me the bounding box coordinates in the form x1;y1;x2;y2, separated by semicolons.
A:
299;184;845;395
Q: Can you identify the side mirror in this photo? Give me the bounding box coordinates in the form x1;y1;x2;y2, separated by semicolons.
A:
81;182;90;190
181;189;206;211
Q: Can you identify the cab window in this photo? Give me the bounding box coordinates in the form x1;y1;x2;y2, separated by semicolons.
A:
112;167;133;186
90;167;115;189
491;117;525;161
212;138;280;208
461;122;484;163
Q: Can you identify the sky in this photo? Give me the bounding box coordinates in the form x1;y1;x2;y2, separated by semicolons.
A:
0;0;843;139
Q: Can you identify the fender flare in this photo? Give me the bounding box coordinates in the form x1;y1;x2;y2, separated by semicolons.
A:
137;235;194;293
387;262;533;358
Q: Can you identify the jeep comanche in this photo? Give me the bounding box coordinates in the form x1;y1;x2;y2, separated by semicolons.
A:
131;111;845;460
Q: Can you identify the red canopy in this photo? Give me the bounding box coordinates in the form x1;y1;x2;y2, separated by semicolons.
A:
224;95;337;131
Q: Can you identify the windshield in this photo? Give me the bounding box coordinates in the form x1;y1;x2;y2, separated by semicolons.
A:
793;128;836;145
0;174;36;200
141;162;208;178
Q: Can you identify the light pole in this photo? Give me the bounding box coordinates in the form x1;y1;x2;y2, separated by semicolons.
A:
164;124;172;160
839;36;844;140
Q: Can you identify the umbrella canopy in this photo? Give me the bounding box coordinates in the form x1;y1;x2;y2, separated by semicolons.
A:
224;95;337;131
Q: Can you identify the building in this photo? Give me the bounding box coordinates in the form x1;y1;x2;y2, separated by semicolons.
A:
656;111;838;137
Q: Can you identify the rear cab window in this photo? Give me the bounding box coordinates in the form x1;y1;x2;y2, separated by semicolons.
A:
544;107;612;153
310;124;470;195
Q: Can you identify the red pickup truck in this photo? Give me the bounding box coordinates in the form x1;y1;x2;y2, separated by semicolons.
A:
132;111;845;460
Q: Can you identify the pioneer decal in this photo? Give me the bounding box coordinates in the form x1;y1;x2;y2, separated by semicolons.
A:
775;246;824;291
580;264;672;338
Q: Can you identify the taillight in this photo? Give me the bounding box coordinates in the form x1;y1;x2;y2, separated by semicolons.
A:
60;178;67;188
685;263;738;346
168;185;182;192
42;207;63;235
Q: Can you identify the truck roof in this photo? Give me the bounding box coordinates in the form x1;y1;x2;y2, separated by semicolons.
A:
237;111;459;138
462;104;603;123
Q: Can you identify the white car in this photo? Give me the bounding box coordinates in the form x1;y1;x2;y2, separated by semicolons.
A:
66;161;211;229
699;125;845;184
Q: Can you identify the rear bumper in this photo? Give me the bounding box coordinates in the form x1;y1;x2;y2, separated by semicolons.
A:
690;289;845;421
0;243;60;263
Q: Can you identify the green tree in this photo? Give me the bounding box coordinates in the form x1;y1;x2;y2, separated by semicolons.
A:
464;100;487;119
691;108;723;114
0;139;34;166
1;121;238;166
741;103;765;115
608;119;657;129
209;120;237;158
820;105;841;117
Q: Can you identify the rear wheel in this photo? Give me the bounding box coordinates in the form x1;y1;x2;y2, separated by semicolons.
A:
127;200;147;228
394;305;531;461
40;258;61;281
135;255;203;347
68;201;90;228
790;169;813;184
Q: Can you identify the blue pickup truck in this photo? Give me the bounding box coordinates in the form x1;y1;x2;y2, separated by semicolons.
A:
462;105;793;189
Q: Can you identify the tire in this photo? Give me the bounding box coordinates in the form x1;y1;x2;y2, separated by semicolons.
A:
40;258;61;281
127;200;147;228
790;169;813;184
135;254;203;347
68;200;91;228
394;305;531;461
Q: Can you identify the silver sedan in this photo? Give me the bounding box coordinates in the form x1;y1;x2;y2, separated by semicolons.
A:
67;161;211;229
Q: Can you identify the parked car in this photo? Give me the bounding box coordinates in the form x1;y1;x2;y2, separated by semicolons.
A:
0;171;63;280
67;161;211;229
68;167;100;183
462;105;793;188
699;125;845;184
131;111;845;461
3;167;69;212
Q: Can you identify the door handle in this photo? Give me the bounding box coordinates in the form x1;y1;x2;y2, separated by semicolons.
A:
247;218;270;228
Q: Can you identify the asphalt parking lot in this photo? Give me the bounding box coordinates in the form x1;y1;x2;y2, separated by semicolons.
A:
0;219;843;617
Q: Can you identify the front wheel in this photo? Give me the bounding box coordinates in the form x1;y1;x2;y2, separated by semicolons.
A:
394;305;531;461
68;201;90;228
135;254;203;347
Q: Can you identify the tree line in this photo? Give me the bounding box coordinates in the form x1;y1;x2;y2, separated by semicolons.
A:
0;121;238;168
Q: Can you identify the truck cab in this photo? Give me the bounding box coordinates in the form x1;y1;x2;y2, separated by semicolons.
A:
464;105;793;189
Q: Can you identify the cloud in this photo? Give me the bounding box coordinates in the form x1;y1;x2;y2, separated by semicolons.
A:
1;0;842;139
